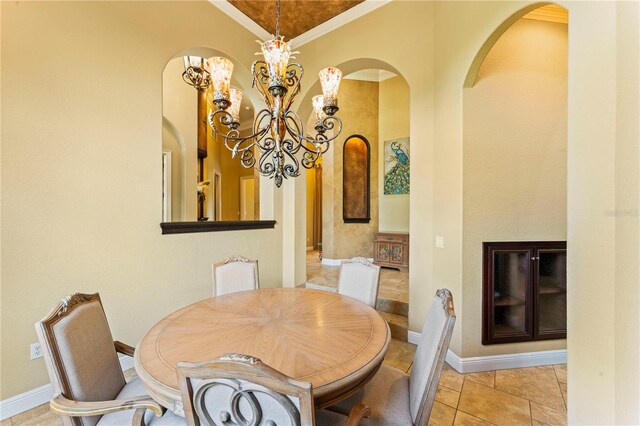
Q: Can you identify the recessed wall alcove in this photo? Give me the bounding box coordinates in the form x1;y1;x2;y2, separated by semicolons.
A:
462;4;569;358
343;135;371;223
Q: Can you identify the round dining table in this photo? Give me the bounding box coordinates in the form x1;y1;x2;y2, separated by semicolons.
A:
134;288;391;416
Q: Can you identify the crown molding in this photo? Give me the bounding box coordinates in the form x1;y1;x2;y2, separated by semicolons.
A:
207;0;272;41
291;0;391;48
207;0;391;48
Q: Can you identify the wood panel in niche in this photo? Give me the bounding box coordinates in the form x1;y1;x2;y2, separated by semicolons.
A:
197;90;208;158
343;135;370;223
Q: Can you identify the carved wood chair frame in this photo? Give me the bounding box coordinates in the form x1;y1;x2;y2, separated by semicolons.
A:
36;292;163;426
177;354;315;426
211;255;260;296
177;354;371;426
414;289;456;426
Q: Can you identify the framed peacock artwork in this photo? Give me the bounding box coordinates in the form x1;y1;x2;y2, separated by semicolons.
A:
384;137;410;195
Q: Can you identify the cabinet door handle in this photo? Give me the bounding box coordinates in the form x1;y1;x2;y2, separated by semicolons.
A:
531;256;539;260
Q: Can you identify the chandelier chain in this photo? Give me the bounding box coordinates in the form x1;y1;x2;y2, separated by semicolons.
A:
275;0;281;38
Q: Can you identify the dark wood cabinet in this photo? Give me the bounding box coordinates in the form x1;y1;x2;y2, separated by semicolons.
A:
482;241;566;345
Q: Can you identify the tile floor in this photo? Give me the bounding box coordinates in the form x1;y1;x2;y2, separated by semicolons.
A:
306;250;409;304
3;341;567;426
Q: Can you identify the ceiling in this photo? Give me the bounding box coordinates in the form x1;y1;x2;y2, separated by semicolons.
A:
344;69;397;82
522;4;568;24
227;0;365;39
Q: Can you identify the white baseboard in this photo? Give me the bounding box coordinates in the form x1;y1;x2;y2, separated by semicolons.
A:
321;257;375;266
407;331;566;373
0;383;52;421
0;355;135;420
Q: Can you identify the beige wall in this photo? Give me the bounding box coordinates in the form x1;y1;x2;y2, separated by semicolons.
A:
614;2;640;423
378;76;410;233
462;18;568;357
321;79;379;259
0;1;281;399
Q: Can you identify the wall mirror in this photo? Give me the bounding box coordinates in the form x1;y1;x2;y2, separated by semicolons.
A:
161;50;274;234
343;135;371;223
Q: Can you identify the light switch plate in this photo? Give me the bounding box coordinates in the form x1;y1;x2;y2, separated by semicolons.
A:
435;235;445;248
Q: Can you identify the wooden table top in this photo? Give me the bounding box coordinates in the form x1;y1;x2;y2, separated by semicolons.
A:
134;288;390;414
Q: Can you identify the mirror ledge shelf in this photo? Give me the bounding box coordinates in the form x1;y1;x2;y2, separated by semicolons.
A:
160;220;277;235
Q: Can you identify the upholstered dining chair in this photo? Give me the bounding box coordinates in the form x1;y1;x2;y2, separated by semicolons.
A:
35;293;183;426
177;353;370;426
330;289;456;426
337;257;381;308
211;255;260;296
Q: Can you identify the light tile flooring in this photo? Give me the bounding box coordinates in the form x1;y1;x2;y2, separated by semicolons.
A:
306;250;409;304
4;342;567;426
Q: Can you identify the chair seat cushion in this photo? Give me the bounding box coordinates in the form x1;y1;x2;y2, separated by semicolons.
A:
329;365;412;426
96;378;185;426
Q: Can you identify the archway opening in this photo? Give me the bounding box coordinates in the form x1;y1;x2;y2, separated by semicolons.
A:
161;48;261;223
303;61;411;343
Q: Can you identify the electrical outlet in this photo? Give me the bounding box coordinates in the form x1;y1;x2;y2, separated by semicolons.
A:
435;235;445;248
30;343;43;360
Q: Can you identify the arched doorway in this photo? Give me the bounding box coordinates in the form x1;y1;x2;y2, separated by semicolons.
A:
302;60;412;347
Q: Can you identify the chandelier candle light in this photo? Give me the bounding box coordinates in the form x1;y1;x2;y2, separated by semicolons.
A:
181;0;343;187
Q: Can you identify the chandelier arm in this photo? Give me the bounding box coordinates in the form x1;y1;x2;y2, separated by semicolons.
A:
237;146;256;169
208;109;271;148
251;60;273;109
228;117;276;161
258;137;277;177
283;110;343;145
281;113;324;169
281;138;301;179
283;63;303;111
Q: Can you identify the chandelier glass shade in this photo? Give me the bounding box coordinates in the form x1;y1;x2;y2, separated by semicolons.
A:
318;67;342;115
207;56;234;110
182;56;210;91
227;88;243;126
182;0;343;187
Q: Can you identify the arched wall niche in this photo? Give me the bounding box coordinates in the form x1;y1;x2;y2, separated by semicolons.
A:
343;135;371;223
463;2;569;88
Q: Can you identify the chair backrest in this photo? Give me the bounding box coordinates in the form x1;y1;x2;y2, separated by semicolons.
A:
35;293;125;426
177;354;315;426
337;257;381;307
409;289;456;426
212;255;260;296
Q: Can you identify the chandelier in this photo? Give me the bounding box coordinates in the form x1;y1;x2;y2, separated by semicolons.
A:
181;0;343;187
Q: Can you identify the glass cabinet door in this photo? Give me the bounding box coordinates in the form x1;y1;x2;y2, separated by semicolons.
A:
483;245;533;344
483;241;566;345
535;247;567;338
